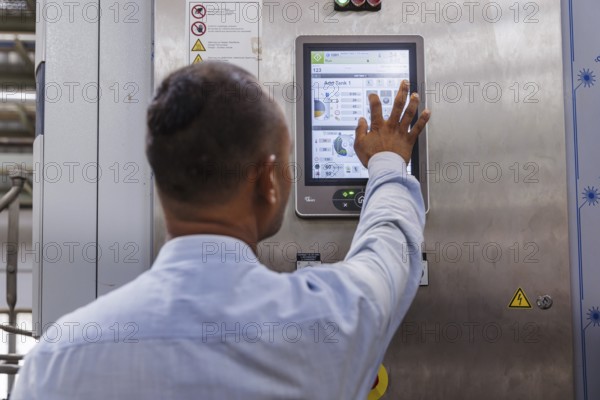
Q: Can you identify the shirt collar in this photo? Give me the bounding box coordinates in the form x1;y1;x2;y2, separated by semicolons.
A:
152;234;261;269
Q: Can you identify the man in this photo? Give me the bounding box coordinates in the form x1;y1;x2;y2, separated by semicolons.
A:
13;62;430;399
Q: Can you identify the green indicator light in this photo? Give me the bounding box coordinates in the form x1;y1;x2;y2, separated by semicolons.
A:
343;192;349;198
349;191;355;196
335;0;350;6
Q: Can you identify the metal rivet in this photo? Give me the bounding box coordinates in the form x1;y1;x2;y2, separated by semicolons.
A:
536;295;553;310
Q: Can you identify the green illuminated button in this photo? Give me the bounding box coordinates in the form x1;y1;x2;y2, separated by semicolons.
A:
335;0;350;6
332;188;365;212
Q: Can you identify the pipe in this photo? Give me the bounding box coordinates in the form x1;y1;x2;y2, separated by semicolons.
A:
0;173;25;213
0;325;33;337
4;170;26;392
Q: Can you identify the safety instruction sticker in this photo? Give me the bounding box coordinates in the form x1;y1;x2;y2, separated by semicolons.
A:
296;253;322;270
508;288;532;309
186;1;260;77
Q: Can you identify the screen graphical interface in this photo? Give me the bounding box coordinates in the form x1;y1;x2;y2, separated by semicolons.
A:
310;49;412;181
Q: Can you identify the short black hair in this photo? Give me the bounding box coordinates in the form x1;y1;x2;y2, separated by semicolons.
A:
147;61;283;204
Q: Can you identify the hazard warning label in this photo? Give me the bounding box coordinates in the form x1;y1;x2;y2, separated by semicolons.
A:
193;54;203;64
508;288;532;309
191;21;207;36
191;4;206;19
186;1;260;77
192;39;206;52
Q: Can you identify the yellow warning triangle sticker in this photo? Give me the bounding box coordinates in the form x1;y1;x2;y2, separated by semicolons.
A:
508;288;532;309
193;54;203;64
192;39;206;52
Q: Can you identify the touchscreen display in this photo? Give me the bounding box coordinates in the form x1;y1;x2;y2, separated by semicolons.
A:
306;46;416;184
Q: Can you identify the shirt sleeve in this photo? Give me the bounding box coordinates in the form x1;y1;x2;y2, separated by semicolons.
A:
11;350;39;400
297;151;425;341
342;151;425;333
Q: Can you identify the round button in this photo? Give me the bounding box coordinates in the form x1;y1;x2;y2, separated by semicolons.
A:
355;192;365;208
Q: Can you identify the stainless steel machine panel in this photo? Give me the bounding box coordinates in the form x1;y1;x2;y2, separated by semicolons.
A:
33;0;154;334
155;1;573;398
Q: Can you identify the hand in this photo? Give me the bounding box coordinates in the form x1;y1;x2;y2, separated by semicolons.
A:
354;80;431;166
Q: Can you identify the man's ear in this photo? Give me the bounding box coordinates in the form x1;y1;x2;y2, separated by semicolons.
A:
256;154;278;205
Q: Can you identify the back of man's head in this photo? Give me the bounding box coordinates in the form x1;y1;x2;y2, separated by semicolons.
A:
146;62;283;206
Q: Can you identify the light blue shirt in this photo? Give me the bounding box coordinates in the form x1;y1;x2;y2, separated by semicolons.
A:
12;152;425;400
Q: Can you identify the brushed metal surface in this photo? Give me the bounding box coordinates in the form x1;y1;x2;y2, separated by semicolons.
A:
34;0;155;335
97;0;154;296
35;0;100;333
155;1;573;398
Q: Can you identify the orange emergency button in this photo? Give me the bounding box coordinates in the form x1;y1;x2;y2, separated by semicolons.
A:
367;364;388;400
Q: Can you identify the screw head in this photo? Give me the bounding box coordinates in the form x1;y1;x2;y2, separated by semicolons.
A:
536;295;553;310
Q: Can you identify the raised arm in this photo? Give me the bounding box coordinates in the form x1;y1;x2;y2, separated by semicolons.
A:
342;80;430;333
294;80;430;341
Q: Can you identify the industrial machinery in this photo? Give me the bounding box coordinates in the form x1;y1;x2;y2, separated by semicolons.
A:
27;0;600;399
